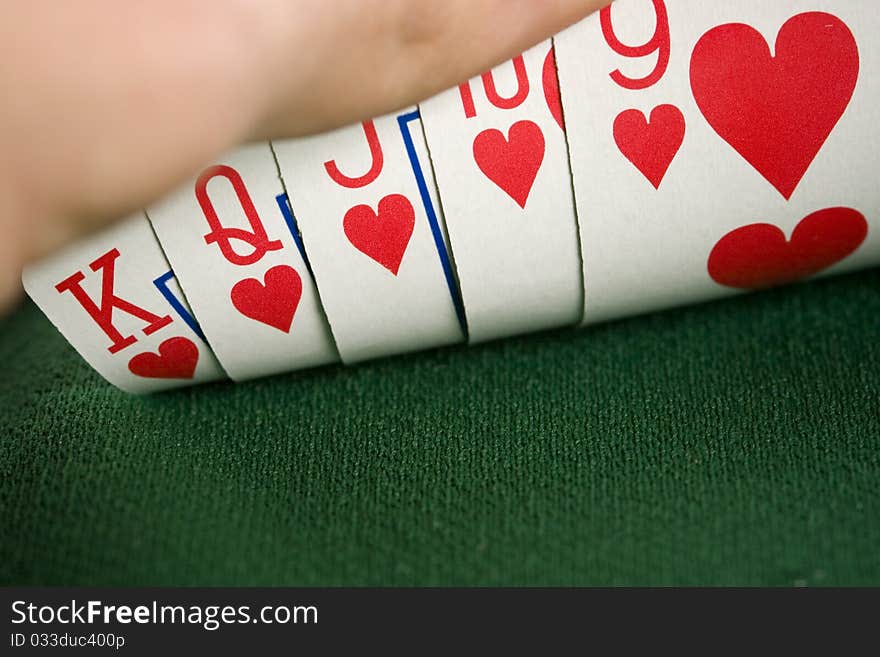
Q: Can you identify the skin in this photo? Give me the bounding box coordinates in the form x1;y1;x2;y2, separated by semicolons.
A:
0;0;608;312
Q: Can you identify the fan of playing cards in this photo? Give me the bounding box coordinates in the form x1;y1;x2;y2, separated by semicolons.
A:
23;2;880;393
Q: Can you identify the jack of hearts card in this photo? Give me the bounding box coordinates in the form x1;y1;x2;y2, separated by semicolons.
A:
273;109;464;363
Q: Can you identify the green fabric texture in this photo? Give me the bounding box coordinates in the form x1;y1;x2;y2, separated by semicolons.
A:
1;270;878;586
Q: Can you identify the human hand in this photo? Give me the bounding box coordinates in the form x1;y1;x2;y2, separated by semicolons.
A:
0;0;607;310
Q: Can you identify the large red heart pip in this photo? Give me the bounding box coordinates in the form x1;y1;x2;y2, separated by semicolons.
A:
343;193;415;275
690;11;859;200
707;207;867;289
230;264;302;333
127;336;199;379
473;120;545;209
614;104;685;189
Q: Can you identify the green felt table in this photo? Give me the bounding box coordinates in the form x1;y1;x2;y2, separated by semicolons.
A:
1;269;879;586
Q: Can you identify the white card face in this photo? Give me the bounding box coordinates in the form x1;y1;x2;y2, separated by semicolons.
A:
22;214;225;393
148;143;338;380
419;41;583;343
556;1;880;325
272;109;464;362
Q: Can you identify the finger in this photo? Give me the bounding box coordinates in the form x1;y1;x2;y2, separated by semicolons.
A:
1;1;276;294
252;0;610;137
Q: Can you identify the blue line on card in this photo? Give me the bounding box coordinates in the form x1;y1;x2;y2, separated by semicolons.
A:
397;109;466;332
153;271;207;343
275;192;311;270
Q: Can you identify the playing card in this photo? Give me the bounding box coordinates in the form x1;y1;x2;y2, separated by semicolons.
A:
555;0;880;324
272;109;464;362
419;42;583;343
147;143;338;380
22;213;225;393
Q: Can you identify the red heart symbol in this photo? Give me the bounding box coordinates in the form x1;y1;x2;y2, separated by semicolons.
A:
127;336;199;379
230;264;302;332
690;11;859;200
614;104;685;189
473;120;545;209
708;207;867;289
542;46;565;132
343;193;415;275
